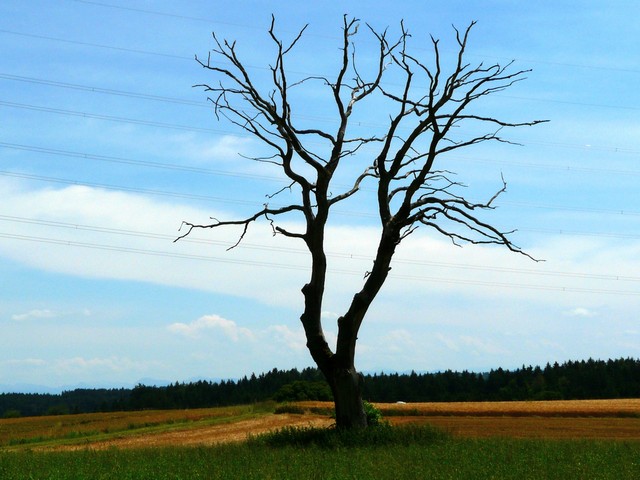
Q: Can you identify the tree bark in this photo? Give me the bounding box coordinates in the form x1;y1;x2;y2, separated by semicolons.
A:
325;365;367;429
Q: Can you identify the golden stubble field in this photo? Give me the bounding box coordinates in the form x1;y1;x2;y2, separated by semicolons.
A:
382;399;640;440
1;399;639;450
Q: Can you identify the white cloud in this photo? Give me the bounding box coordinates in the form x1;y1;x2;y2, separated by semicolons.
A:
387;329;416;353
196;135;255;163
0;180;308;307
11;309;58;321
3;178;640;382
436;333;460;352
168;314;255;341
266;324;307;352
3;179;640;315
173;134;283;179
460;335;510;356
55;356;147;373
167;315;322;354
564;307;598;318
10;308;91;322
1;356;159;383
4;358;46;366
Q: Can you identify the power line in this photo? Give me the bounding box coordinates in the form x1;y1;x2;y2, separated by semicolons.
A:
3;97;639;159
0;142;286;183
2;214;639;284
3;71;639;115
0;73;207;107
518;227;640;241
72;0;257;29
70;0;640;75
0;100;220;134
2;169;639;218
0;170;260;206
3;140;640;183
0;230;638;296
0;28;191;61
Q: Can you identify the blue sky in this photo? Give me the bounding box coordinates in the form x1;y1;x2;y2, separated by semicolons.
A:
1;1;639;392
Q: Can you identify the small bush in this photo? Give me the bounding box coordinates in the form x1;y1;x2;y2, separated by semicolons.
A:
307;405;334;415
273;381;333;402
46;404;69;416
363;401;383;426
274;403;306;415
2;409;21;418
248;423;448;449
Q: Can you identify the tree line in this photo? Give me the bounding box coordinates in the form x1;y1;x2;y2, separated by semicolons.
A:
2;358;638;418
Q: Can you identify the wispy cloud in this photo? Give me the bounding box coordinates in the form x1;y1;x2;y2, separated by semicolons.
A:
168;314;255;341
11;309;59;321
2;356;158;377
436;333;460;352
266;324;307;352
54;356;153;373
11;308;91;322
3;358;46;366
168;315;313;353
460;335;510;356
564;307;598;318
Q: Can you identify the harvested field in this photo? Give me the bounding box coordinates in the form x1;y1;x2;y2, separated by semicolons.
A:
390;416;640;439
0;405;258;447
296;398;640;417
54;413;333;451
1;399;638;451
296;399;640;440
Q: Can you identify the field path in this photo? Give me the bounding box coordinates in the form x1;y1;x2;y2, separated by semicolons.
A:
56;413;333;451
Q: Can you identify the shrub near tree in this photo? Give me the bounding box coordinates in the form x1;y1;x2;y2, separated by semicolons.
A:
273;381;333;402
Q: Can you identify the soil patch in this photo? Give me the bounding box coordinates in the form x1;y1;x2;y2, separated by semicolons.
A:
48;414;332;451
389;415;640;440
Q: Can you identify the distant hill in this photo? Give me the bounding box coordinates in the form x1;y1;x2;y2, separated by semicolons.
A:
2;357;639;418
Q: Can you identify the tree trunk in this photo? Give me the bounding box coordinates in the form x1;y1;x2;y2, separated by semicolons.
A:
326;365;367;429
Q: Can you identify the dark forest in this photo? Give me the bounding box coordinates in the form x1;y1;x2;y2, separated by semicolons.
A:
2;358;638;418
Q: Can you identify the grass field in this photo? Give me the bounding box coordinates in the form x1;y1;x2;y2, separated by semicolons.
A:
0;399;638;479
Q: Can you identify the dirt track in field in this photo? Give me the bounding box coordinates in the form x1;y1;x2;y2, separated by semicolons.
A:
34;399;640;450
55;414;333;451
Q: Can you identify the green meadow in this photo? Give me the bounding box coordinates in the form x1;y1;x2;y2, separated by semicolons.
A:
1;425;639;480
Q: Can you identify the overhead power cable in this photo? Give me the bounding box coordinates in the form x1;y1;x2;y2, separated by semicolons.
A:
2;213;639;283
0;230;638;296
0;28;191;61
0;73;207;107
0;142;286;182
69;0;640;75
3;141;640;184
0;100;221;134
2;169;639;218
2;97;639;157
2;71;639;114
0;170;263;206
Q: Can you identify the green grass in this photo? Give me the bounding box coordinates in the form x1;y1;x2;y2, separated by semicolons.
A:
0;425;638;480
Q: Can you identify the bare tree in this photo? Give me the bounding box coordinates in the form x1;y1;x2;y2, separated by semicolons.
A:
177;17;546;429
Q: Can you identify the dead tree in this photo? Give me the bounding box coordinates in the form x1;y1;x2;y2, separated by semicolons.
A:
177;17;546;429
